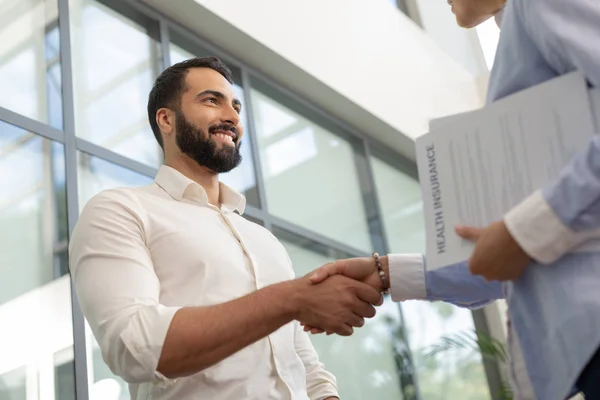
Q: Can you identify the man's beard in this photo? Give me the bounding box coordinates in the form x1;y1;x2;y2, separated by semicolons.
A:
175;111;242;173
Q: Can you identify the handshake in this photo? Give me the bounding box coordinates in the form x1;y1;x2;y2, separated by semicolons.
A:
287;255;390;337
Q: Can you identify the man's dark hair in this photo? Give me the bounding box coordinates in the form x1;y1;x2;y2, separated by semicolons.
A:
147;56;233;148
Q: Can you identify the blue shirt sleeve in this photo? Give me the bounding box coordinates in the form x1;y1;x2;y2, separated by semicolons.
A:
518;0;600;246
425;259;504;309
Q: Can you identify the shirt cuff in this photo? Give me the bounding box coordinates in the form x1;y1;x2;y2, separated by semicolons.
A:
307;373;338;400
388;253;427;302
504;189;582;264
312;387;338;400
307;379;338;400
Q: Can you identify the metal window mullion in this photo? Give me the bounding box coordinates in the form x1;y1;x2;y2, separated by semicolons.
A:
0;106;64;143
362;141;423;400
472;309;506;400
41;139;59;280
116;0;164;22
76;138;159;178
154;8;246;74
58;0;89;398
356;139;389;254
240;69;271;224
268;214;367;258
159;17;171;70
36;13;50;126
368;138;418;180
360;141;388;249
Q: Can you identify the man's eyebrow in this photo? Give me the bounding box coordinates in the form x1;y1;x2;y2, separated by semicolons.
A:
195;90;242;108
195;89;225;100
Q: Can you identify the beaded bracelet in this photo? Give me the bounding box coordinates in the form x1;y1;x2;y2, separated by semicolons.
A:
372;252;389;295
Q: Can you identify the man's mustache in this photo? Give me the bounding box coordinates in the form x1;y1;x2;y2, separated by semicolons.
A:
209;124;238;140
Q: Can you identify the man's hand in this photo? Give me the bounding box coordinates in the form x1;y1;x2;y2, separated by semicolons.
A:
455;221;531;281
291;274;381;336
309;257;384;290
301;257;386;335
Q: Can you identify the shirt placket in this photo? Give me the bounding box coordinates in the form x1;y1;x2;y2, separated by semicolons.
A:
217;208;295;399
503;283;535;399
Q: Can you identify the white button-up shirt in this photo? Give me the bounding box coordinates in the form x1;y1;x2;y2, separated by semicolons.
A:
69;165;338;400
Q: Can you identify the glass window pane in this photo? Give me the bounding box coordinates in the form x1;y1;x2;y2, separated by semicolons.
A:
70;0;162;167
169;41;193;66
0;121;74;398
371;155;491;399
77;154;154;399
252;83;371;251
0;366;26;399
169;39;260;208
371;158;425;253
77;152;154;211
276;228;415;400
54;348;76;400
0;0;62;129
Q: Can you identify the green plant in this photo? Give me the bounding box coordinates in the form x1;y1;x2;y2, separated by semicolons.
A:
427;330;513;400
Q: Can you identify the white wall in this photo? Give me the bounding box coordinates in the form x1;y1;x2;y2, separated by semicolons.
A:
414;0;489;78
141;0;484;161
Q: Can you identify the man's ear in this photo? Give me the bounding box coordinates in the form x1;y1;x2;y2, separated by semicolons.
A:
157;108;175;141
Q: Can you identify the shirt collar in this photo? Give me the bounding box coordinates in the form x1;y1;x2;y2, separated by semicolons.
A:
154;165;246;214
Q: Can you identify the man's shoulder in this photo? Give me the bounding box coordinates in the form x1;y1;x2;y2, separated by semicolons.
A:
84;186;138;206
80;184;157;218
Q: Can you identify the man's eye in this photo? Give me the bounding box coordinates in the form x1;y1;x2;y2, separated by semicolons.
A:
206;98;218;104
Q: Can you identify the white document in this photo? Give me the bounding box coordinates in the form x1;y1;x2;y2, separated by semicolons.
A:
416;72;598;270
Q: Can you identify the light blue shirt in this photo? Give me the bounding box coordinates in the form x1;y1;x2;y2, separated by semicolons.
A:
410;0;600;399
